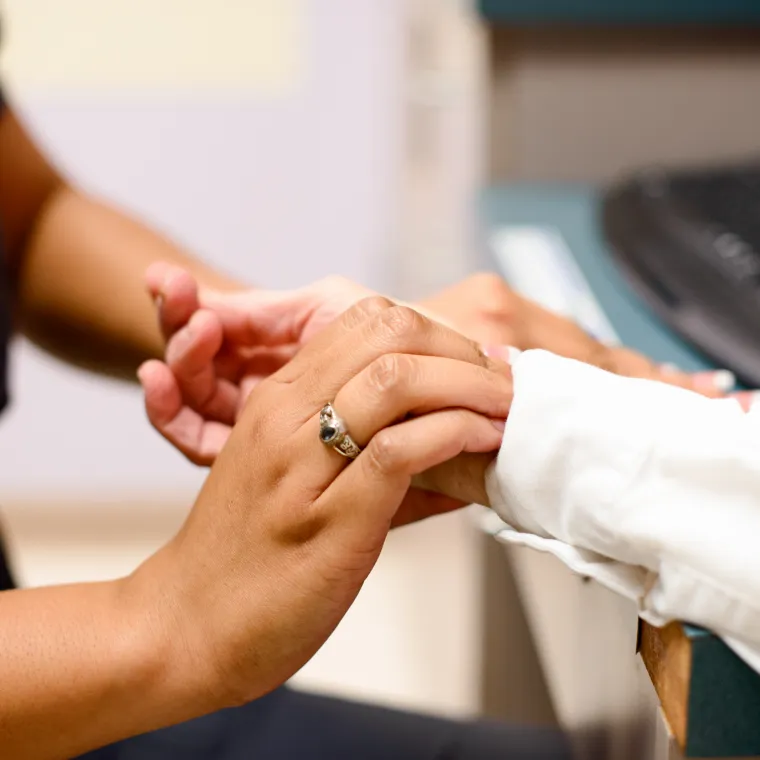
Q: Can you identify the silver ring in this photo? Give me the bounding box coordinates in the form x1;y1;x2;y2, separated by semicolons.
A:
319;403;362;459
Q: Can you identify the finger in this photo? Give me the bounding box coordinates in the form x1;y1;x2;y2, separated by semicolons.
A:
140;359;182;427
602;352;723;397
390;489;467;529
685;369;736;395
232;345;298;400
227;344;300;382
412;452;494;509
729;390;760;412
145;261;172;298
505;296;607;358
473;294;703;398
592;350;722;398
146;263;201;339
274;301;508;417
165;310;240;425
318;409;504;535
331;354;512;448
487;338;725;399
488;297;676;385
138;360;230;465
595;353;731;399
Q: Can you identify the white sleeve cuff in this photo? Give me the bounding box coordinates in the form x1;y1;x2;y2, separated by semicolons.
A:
485;350;760;673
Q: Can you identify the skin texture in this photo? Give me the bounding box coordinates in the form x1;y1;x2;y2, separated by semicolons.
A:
0;94;745;757
0;301;513;758
0;109;240;380
140;268;730;467
0;102;510;758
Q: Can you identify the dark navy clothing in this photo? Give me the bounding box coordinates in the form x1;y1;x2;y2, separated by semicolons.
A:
77;687;569;760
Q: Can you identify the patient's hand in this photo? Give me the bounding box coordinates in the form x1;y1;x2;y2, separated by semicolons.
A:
139;266;460;465
413;452;492;509
419;274;732;398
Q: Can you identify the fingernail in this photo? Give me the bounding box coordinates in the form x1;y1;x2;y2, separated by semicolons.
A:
713;369;737;392
660;363;680;375
731;390;760;412
694;369;736;392
483;345;521;364
155;294;164;310
490;419;506;433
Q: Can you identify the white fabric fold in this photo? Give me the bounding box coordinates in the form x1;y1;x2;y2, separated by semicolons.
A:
484;350;760;673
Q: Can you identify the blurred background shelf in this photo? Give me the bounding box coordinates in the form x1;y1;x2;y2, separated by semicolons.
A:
479;0;760;24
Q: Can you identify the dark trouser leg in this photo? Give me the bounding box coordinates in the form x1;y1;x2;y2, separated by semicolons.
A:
79;686;571;760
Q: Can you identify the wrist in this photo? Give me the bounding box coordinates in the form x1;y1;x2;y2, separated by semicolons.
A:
120;544;232;719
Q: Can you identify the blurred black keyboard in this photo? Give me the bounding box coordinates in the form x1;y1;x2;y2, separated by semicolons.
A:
602;162;760;387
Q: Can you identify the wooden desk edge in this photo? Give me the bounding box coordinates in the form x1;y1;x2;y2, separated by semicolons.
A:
640;622;692;751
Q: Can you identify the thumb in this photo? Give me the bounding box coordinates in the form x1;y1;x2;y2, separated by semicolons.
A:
145;262;201;339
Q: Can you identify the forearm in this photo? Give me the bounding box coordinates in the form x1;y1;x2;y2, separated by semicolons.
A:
0;561;217;759
17;184;241;380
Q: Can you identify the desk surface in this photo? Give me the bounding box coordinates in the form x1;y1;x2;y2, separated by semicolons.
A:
480;183;760;758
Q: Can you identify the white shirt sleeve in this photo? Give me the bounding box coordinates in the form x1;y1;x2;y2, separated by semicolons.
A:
485;349;760;673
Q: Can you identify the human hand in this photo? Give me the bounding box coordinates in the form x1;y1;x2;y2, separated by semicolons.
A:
138;298;511;705
140;265;741;468
140;265;383;464
140;264;453;465
418;273;736;398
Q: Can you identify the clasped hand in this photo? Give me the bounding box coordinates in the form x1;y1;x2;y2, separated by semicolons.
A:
133;264;747;705
138;264;725;470
138;295;510;705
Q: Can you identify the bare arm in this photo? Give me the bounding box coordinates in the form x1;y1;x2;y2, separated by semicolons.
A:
0;302;517;758
0;103;242;380
0;557;218;760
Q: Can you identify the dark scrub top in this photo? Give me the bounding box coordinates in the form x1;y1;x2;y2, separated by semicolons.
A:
0;84;16;592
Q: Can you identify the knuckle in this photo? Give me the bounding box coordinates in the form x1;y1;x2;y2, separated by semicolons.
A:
335;297;395;334
376;304;425;341
585;342;615;373
586;344;651;379
467;272;515;315
607;348;652;378
366;353;411;396
352;295;395;320
365;429;402;475
238;383;282;430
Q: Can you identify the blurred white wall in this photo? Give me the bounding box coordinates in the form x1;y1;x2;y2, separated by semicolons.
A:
0;0;486;717
0;0;402;502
